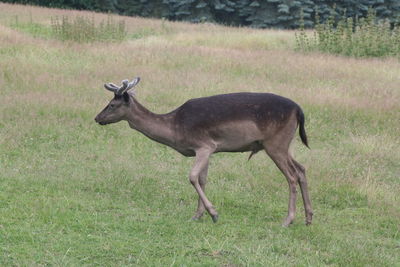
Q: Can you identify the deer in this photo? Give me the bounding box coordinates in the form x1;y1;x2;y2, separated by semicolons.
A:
94;77;313;227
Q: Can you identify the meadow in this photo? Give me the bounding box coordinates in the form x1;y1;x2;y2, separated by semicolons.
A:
0;3;399;266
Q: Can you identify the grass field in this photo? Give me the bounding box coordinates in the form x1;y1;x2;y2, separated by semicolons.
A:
0;3;399;266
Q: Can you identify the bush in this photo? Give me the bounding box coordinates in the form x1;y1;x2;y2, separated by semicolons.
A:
296;8;400;58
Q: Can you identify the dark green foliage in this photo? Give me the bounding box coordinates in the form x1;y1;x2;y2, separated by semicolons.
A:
3;0;400;29
94;0;117;12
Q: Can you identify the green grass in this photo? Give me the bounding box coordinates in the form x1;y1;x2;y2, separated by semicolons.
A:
9;20;53;39
0;3;399;266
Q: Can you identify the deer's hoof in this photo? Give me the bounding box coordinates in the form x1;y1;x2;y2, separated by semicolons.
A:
191;215;202;221
211;214;219;223
191;210;205;221
282;216;294;227
305;212;313;225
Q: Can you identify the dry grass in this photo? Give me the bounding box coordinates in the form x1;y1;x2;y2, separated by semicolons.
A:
1;3;398;111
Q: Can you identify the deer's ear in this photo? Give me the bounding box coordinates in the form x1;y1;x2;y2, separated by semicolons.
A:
129;77;140;88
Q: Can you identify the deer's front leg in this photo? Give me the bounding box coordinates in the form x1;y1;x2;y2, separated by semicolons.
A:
192;163;208;220
189;149;218;223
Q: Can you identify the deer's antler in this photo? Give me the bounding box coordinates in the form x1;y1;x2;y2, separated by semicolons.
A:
104;77;140;95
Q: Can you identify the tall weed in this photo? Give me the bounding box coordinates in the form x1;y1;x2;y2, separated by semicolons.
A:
51;15;127;42
296;8;400;58
10;15;127;43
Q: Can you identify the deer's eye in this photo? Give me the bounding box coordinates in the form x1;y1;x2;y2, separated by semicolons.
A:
109;104;115;109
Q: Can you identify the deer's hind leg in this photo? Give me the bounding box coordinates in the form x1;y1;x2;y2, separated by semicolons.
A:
292;158;313;225
264;142;299;227
263;134;313;226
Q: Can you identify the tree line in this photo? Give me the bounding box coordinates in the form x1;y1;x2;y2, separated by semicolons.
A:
4;0;400;29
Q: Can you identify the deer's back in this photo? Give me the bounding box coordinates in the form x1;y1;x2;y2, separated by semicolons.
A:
175;92;299;130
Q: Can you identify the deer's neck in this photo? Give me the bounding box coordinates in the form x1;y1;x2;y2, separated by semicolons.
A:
126;98;176;147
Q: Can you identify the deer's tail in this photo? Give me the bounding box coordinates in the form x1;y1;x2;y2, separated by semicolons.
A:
297;107;309;148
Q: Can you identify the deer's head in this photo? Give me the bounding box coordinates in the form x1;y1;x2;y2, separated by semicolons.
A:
94;77;140;125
